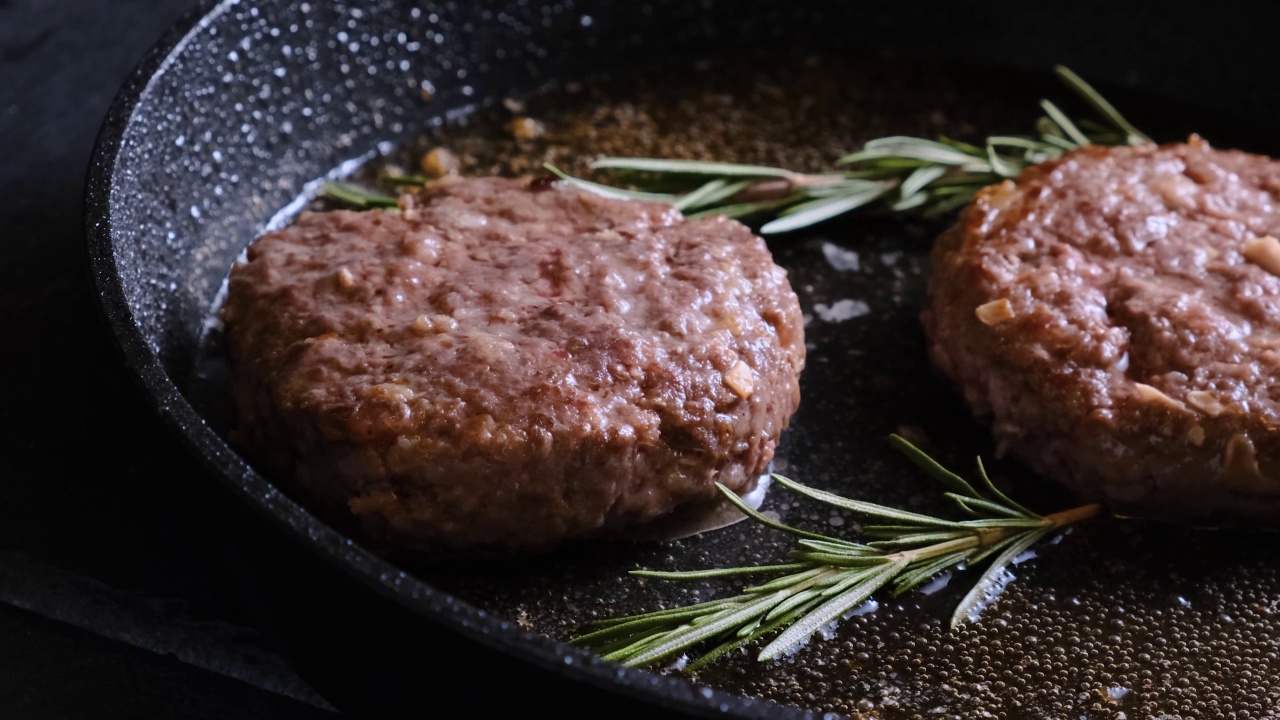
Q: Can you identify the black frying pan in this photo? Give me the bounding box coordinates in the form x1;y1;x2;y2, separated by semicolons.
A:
86;1;1280;717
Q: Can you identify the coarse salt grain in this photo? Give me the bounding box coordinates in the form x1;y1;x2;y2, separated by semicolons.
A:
1243;235;1280;277
975;298;1015;326
723;360;756;399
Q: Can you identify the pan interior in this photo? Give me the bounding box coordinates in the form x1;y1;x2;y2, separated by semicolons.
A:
194;50;1280;719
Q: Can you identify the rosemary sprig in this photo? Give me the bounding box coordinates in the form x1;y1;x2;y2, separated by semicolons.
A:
320;181;398;209
549;65;1152;233
572;436;1102;671
319;67;1150;231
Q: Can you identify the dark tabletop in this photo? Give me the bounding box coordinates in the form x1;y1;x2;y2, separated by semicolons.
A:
1;0;334;715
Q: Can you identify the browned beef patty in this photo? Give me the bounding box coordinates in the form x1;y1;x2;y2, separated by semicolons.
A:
925;139;1280;520
222;177;805;549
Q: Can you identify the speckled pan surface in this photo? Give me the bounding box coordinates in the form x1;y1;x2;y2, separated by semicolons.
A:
87;0;1280;718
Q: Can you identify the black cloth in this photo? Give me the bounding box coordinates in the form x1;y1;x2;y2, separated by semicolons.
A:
1;1;333;716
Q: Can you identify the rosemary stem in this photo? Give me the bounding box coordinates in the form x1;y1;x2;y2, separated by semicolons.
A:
790;173;849;188
730;179;795;202
727;174;848;203
885;535;982;564
884;503;1102;567
1045;502;1104;527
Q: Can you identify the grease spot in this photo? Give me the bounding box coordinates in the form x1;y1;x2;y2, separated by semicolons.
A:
821;242;860;271
813;299;869;322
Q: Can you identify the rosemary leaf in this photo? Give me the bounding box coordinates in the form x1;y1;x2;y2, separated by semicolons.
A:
674;178;754;211
379;173;431;187
764;588;824;623
795;538;877;554
887;434;983;497
686;197;796;220
1054;65;1152;145
985;144;1021;178
744;566;835;594
575;604;737;643
899;165;948;198
735;615;765;638
711;482;846;542
320;182;399;209
575;617;699;649
838;137;982;167
686;602;813;672
587;630;671;658
956;517;1050;529
759;187;888;234
1039;99;1090;146
922;190;980;218
861;524;936;538
621;590;790;667
938;136;986;155
631;563;810;580
771;474;965;528
949;527;1054;629
591;157;799;178
758;559;907;661
867;530;970;550
986;135;1048;151
818;565;891;598
542;163;677;203
889;191;931;212
974;457;1037;517
587;597;739;629
945;493;1032;520
789;551;895;567
602;629;679;663
891;550;971;596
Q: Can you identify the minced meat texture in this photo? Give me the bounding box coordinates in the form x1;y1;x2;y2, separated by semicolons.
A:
222;176;805;549
925;138;1280;521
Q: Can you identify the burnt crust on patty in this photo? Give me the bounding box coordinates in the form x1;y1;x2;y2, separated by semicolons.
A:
222;176;805;550
925;137;1280;520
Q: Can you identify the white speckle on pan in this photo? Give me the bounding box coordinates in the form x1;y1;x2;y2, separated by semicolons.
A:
813;299;870;322
741;474;772;510
1106;685;1133;702
821;242;860;271
842;599;879;620
880;251;903;266
918;571;953;596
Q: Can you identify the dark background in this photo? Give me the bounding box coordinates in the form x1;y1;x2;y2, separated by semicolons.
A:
1;0;335;715
8;0;1280;717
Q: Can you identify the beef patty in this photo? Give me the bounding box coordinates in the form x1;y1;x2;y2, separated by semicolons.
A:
925;138;1280;520
222;176;805;549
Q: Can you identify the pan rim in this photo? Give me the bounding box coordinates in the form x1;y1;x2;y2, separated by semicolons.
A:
81;1;810;717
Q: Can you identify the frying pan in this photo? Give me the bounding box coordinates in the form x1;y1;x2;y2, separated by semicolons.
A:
86;0;1280;717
